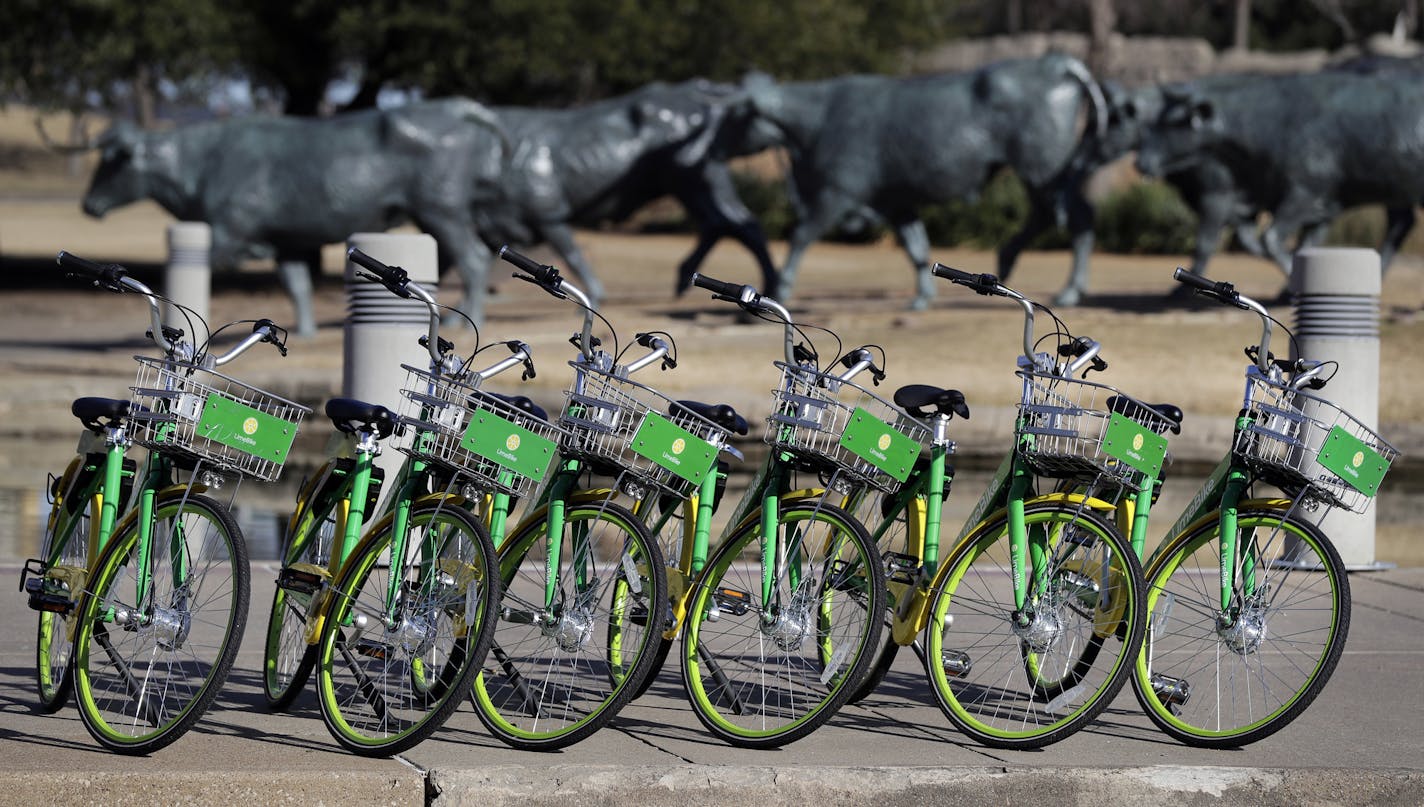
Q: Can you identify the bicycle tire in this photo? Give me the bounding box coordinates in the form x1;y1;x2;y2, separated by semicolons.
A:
316;498;497;756
35;456;93;713
924;500;1145;749
1131;507;1349;748
680;500;886;748
471;499;665;751
263;463;342;711
72;490;249;754
846;495;917;704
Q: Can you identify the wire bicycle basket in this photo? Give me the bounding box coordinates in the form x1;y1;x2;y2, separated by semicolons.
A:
128;355;310;483
1016;370;1175;489
1235;374;1398;513
396;364;564;498
765;362;931;493
559;364;732;499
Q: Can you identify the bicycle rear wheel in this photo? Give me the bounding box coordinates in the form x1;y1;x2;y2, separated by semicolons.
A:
316;499;497;756
72;491;248;754
1131;508;1349;748
680;501;885;748
924;500;1145;749
471;500;665;750
263;462;342;711
35;456;95;713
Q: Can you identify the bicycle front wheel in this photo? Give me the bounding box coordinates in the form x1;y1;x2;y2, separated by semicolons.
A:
35;456;96;713
471;500;665;750
1132;508;1349;748
925;500;1145;749
316;499;497;756
72;491;249;754
680;501;886;748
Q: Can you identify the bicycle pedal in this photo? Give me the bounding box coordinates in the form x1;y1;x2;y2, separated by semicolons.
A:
24;576;75;615
881;551;920;585
355;638;391;660
628;601;650;627
277;564;329;596
711;587;750;617
1150;673;1191;707
941;649;973;678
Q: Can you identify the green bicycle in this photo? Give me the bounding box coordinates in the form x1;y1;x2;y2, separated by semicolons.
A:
262;248;514;756
464;247;678;750
22;251;306;754
839;265;1165;749
1110;269;1399;748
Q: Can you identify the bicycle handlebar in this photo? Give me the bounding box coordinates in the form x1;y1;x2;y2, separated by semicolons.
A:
690;272;798;366
1172;267;1278;376
499;245;599;359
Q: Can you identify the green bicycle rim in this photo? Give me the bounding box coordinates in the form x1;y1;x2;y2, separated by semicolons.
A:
1132;510;1348;746
471;501;664;748
681;502;884;746
925;503;1143;747
73;493;247;752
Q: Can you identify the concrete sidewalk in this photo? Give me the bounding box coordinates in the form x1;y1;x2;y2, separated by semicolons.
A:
1;564;1421;806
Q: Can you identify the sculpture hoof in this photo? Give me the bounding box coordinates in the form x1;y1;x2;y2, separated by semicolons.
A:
1052;288;1082;307
907;295;931;312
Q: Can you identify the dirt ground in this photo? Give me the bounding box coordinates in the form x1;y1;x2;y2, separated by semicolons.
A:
3;144;1423;562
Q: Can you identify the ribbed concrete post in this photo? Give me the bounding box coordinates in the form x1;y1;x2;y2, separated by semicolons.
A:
165;222;211;335
1289;247;1385;569
344;233;439;507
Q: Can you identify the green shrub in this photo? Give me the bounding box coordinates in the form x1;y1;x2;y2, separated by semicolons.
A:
1093;180;1197;254
1325;207;1384;248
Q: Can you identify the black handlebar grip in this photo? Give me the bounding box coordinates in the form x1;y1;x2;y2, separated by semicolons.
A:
931;263;976;283
690;273;744;298
56;251;113;279
346;247;394;278
498;245;561;285
1171;267;1216;291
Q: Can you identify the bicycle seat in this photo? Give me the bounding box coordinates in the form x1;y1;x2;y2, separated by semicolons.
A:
671;400;749;436
488;393;548;422
1107;396;1183;435
325;397;398;439
72;397;131;432
894;385;970;420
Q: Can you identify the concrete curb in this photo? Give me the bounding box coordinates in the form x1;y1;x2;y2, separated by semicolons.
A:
0;770;427;807
428;765;1424;807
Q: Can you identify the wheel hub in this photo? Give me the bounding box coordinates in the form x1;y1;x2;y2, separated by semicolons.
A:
763;607;812;652
546;608;595;652
1012;606;1064;653
150;605;191;650
393;613;438;658
1219;607;1267;656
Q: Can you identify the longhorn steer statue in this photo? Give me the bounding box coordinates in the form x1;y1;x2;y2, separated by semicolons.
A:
471;79;779;308
738;53;1108;308
78;98;507;336
1135;69;1424;283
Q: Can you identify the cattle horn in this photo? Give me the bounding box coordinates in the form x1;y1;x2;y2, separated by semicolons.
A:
34;115;95;154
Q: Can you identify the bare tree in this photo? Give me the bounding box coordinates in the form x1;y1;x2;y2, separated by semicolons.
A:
1232;0;1252;50
1087;0;1117;75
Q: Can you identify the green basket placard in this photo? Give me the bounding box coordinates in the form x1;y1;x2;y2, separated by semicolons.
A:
1317;425;1388;496
196;394;299;464
839;407;919;483
631;412;717;484
460;410;558;480
1102;412;1168;477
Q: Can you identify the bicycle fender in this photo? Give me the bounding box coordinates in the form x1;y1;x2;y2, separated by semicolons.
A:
723;487;828;538
1164;498;1295;547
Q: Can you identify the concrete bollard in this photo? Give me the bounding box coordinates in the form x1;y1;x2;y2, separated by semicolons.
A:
1289;247;1386;569
344;232;440;507
165;222;212;337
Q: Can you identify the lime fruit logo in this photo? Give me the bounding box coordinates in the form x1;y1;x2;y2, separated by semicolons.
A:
506;434;521;452
1132;433;1144;452
1352;451;1365;468
671;438;686;455
877;433;892;451
242;417;259;436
